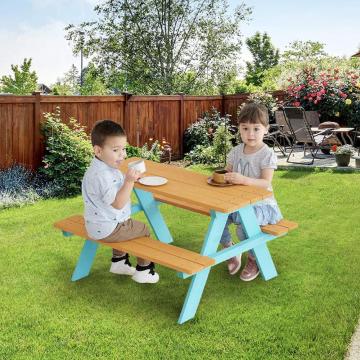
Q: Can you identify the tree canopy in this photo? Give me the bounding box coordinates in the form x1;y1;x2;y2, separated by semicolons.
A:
0;58;38;95
65;0;252;95
245;32;279;87
282;40;327;62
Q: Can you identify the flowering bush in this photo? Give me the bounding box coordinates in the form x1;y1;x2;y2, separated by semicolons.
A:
285;66;360;127
183;108;234;153
331;144;355;155
184;123;235;166
126;138;172;163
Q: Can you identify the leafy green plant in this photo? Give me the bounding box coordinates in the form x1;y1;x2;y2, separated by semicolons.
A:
184;145;217;165
184;119;235;166
40;108;93;196
126;141;162;162
212;124;234;167
183;108;234;153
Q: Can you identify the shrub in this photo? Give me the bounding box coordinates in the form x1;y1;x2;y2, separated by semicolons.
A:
40;108;93;197
0;165;55;209
283;62;360;126
183;108;234;153
184;120;235;166
237;91;281;123
184;145;217;165
212;124;235;167
126;141;163;162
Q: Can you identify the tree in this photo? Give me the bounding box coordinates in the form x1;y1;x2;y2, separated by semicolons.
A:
282;40;327;62
245;32;279;87
1;58;38;95
65;0;252;95
51;65;80;95
80;63;108;95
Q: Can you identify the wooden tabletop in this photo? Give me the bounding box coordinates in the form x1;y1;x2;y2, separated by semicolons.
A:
311;127;354;132
120;158;272;214
331;127;354;132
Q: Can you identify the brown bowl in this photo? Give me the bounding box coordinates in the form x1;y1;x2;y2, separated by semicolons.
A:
212;169;227;184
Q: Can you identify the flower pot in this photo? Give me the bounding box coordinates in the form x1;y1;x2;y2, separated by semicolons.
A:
335;153;351;167
354;156;360;169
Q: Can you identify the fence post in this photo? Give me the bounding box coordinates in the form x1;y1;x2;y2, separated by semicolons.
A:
178;92;185;157
122;91;132;141
221;93;225;117
32;91;41;170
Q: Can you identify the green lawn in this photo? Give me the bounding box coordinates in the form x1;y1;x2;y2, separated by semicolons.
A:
0;168;360;359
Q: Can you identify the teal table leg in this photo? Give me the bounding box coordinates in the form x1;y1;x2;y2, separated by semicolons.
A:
133;188;173;244
178;210;228;324
71;240;99;281
237;205;277;280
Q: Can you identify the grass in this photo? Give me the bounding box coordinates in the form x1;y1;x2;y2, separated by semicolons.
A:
0;168;360;359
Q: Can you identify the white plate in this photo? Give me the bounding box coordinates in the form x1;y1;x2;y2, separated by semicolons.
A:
138;176;168;186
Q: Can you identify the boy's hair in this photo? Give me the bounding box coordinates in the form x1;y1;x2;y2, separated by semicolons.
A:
238;102;269;127
91;120;126;147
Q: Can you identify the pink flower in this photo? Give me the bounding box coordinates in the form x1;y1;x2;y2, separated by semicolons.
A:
314;100;318;104
322;81;328;86
294;101;301;107
340;92;347;98
320;89;326;95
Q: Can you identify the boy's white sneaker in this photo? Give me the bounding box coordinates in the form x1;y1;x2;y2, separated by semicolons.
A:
109;254;136;276
132;262;159;284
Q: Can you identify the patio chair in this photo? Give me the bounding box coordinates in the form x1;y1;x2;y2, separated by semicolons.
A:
272;110;293;152
263;126;287;156
305;111;320;127
282;107;336;165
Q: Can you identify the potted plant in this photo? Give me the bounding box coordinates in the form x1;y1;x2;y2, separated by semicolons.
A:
331;144;355;167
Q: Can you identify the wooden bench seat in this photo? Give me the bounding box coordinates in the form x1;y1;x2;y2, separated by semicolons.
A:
154;195;298;236
54;215;215;275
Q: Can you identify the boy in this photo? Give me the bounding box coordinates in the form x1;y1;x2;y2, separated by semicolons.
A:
82;120;159;283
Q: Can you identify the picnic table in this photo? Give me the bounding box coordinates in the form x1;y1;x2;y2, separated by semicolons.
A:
55;158;297;324
311;127;355;145
119;158;287;323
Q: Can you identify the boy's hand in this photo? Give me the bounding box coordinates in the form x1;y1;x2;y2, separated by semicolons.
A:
125;168;141;183
224;172;248;185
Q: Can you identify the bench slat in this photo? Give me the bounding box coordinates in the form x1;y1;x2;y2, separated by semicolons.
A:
132;237;213;267
54;216;215;275
99;239;205;274
260;224;288;236
276;219;298;230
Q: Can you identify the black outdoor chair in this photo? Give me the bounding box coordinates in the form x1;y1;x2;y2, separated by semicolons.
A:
272;110;293;152
282;107;335;165
264;126;287;156
305;111;321;127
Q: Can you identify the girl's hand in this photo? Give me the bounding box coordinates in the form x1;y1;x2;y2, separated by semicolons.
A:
125;168;141;183
224;172;248;185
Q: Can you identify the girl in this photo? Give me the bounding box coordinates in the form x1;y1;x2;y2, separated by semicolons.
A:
221;103;283;281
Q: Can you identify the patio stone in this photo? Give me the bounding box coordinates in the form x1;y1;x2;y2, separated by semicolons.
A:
275;149;360;171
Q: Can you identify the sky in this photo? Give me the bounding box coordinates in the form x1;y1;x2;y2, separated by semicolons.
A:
0;0;359;85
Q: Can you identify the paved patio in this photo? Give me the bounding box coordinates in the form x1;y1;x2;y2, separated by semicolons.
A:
275;149;360;171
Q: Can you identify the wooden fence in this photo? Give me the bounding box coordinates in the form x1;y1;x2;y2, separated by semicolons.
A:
0;91;285;170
